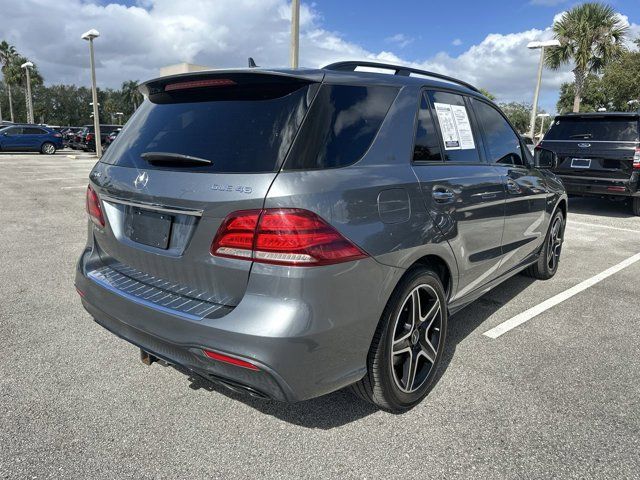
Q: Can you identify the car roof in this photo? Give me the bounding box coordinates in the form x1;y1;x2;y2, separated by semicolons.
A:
556;112;640;119
140;61;483;99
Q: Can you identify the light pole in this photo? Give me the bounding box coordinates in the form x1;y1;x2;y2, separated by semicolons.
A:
21;61;34;124
290;0;300;68
527;39;560;141
82;29;102;157
115;112;123;125
537;113;550;142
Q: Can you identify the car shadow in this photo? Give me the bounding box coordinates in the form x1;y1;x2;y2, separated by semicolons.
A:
182;274;536;429
568;196;634;218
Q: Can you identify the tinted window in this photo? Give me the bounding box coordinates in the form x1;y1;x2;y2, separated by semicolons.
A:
472;99;523;166
23;127;46;134
413;94;442;162
427;91;480;163
102;83;312;173
285;84;398;170
2;127;22;135
544;116;639;141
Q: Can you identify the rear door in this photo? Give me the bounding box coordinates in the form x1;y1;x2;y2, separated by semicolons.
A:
22;127;47;149
542;115;639;191
90;71;322;306
411;90;506;301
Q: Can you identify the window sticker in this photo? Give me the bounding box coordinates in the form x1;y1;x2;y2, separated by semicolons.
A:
451;105;475;150
434;102;475;150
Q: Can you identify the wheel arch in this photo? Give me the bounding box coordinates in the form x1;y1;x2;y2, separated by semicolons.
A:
405;254;453;300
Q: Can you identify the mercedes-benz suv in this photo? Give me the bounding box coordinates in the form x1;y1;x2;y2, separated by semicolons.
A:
75;62;567;412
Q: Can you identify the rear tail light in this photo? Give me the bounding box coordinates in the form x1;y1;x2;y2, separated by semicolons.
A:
203;349;259;371
210;209;368;266
85;185;105;227
86;133;94;142
54;133;62;138
633;147;640;170
165;79;236;91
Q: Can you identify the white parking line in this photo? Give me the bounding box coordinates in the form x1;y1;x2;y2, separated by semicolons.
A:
568;220;640;234
483;252;640;339
32;176;88;181
61;186;87;190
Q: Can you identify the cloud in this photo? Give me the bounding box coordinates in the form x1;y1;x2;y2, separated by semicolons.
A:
452;38;463;46
0;0;637;113
385;33;414;49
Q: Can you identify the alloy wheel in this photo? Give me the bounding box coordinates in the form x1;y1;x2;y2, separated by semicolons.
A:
43;143;55;154
391;284;442;393
547;216;563;271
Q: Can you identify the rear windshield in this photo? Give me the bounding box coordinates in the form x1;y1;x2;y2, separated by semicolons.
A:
101;81;313;173
545;116;639;142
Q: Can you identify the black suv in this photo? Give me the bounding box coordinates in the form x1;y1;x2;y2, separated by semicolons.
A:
539;112;640;215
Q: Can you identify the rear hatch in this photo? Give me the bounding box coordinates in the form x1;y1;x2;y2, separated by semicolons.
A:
89;70;322;307
541;114;639;186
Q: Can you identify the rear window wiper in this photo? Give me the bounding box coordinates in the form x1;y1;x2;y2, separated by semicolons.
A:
569;133;592;139
141;151;212;166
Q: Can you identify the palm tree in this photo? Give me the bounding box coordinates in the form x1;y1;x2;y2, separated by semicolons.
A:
121;80;142;112
0;41;17;122
546;2;628;112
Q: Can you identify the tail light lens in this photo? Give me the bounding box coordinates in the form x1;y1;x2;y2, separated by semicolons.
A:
53;133;62;138
211;209;368;266
86;185;105;227
86;133;94;142
633;147;640;170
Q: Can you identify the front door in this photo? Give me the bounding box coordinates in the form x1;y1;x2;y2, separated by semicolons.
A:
411;90;506;302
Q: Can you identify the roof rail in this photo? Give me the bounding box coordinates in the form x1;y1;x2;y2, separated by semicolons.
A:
322;61;480;93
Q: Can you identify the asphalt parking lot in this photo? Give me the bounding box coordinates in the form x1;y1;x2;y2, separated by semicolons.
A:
1;152;639;479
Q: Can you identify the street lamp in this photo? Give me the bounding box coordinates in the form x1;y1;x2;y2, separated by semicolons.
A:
115;112;123;125
537;113;550;142
527;39;560;141
290;0;300;68
21;61;34;124
82;28;102;157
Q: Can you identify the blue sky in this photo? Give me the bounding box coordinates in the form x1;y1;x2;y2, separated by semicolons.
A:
3;0;640;113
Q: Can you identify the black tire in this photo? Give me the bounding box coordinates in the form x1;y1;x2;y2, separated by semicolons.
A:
351;267;448;413
632;197;640;216
525;210;565;280
41;142;56;155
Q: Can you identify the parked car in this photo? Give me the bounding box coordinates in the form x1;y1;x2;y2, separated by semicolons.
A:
102;128;122;151
80;124;121;151
0;125;63;154
75;61;567;412
62;127;82;147
69;126;91;150
539;112;640;215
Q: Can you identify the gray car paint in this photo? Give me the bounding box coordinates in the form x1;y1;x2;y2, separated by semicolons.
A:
76;66;567;402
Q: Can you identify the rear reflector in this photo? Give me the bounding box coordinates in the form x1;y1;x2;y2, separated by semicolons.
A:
85;185;105;227
607;186;627;192
203;350;259;371
210;209;368;266
165;79;236;91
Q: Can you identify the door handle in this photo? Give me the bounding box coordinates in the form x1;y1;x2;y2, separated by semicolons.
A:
432;187;455;203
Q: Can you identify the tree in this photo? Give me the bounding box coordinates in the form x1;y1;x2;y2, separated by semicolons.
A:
0;41;17;122
499;101;548;134
121;80;142;113
479;88;496;101
545;2;628;112
601;49;640;111
556;74;608;113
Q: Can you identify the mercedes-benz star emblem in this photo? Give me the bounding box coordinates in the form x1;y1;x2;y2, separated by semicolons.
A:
134;171;149;189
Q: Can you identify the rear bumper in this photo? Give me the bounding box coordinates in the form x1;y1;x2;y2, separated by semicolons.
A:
75;244;401;402
558;173;640;197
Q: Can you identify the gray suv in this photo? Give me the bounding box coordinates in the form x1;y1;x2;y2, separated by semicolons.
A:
75;61;567;412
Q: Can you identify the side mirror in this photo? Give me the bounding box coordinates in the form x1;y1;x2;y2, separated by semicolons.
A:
534;147;558;169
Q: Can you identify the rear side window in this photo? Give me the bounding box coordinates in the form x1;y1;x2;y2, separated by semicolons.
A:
545;117;639;141
426;91;480;163
285;84;398;170
471;99;524;166
102;80;313;173
413;94;442;162
23;127;46;134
